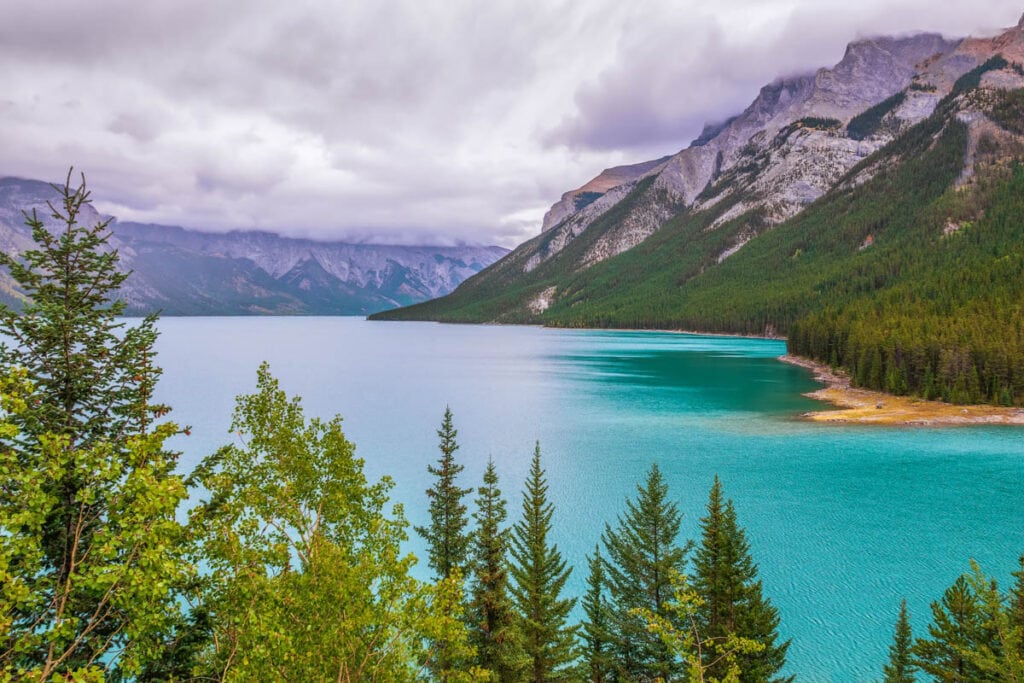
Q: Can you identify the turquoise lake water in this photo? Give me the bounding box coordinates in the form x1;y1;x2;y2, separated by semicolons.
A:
152;316;1024;682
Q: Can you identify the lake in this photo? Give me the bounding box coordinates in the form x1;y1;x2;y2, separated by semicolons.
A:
152;316;1024;682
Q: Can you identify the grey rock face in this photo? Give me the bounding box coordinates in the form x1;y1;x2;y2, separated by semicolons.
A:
540;156;671;233
0;177;508;315
523;31;973;277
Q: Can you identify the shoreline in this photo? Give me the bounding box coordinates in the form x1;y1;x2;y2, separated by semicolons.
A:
778;355;1024;426
373;317;1023;425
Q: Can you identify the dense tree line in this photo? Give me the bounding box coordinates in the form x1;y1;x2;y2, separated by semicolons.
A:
1;173;1022;681
375;72;1024;407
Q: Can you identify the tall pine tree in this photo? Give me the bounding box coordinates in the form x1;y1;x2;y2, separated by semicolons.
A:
416;406;472;581
509;442;577;682
0;171;186;678
601;462;689;682
581;545;613;682
692;476;791;682
469;457;525;681
882;599;916;683
912;575;990;681
1011;556;1024;647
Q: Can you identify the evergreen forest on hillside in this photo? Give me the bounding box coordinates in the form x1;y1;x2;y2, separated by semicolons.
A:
2;174;1024;681
375;80;1024;407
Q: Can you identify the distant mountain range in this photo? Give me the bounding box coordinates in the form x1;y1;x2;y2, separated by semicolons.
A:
375;16;1024;405
0;177;507;315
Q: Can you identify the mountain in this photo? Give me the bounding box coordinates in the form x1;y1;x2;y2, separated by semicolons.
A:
374;17;1024;405
0;177;508;315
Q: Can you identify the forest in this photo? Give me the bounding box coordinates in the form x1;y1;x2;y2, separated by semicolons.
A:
2;180;1023;681
376;75;1024;407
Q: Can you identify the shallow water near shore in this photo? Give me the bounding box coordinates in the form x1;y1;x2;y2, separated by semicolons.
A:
152;316;1024;682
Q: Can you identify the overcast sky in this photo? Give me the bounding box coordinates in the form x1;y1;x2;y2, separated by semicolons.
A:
1;1;1020;246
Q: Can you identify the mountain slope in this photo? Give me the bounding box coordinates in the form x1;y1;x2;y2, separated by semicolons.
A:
0;178;508;315
374;19;1024;405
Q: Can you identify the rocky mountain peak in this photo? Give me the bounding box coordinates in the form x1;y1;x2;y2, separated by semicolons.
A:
540;157;670;232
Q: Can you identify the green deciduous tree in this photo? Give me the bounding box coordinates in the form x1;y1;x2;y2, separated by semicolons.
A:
601;462;690;681
509;442;577;682
693;477;790;682
418;406;473;581
0;172;187;680
639;570;765;683
882;599;916;683
469;457;525;681
190;364;479;682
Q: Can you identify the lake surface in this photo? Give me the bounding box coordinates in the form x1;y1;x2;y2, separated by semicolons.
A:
152;316;1024;682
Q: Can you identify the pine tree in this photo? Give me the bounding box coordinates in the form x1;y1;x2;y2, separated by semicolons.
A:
601;462;689;681
469;457;525;681
882;599;916;683
912;575;989;681
692;476;791;682
416;406;472;581
0;171;187;678
581;545;613;682
1011;556;1024;639
415;407;473;680
509;442;577;682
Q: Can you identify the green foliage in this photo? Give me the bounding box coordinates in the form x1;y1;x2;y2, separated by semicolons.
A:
948;55;1009;99
469;458;526;681
912;574;993;681
190;364;480;681
574;192;605;212
988;88;1024;134
0;375;188;681
798;117;841;129
846;92;906;140
417;406;473;582
638;570;766;683
693;477;790;682
600;463;690;681
580;546;613;682
509;442;578;682
375;72;1024;407
0;172;188;680
882;600;916;683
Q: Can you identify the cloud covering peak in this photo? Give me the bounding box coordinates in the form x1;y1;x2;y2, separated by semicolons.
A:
0;0;1019;246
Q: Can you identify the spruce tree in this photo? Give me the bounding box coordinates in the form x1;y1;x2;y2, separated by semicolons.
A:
692;476;791;682
1011;556;1024;638
0;171;186;677
509;442;577;682
469;457;525;681
415;407;473;680
416;406;472;581
601;462;689;681
581;545;613;682
882;599;916;683
912;575;989;681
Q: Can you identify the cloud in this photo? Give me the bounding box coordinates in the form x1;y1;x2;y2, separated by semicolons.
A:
546;0;1024;153
0;0;1020;247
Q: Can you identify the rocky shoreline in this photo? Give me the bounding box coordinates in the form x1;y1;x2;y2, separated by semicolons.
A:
778;355;1024;426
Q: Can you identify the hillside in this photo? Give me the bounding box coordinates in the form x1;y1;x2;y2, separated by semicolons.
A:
0;178;507;315
373;18;1024;405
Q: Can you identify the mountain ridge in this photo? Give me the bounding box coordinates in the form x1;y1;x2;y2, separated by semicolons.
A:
373;18;1024;405
0;176;508;315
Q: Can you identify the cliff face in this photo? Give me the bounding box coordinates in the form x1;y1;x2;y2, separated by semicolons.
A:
374;17;1024;327
525;32;964;276
0;177;508;315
